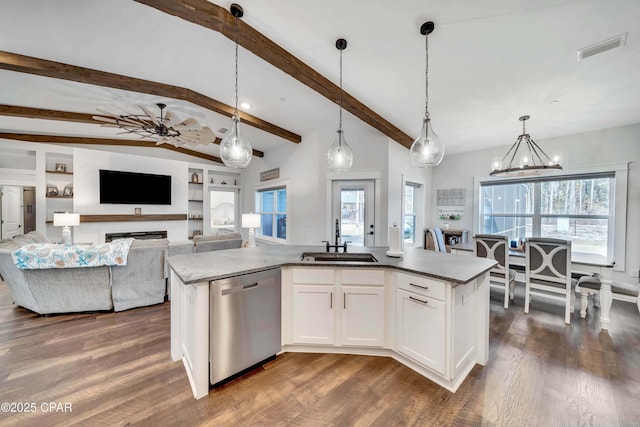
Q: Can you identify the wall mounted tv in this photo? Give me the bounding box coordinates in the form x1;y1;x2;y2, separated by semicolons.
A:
99;169;172;205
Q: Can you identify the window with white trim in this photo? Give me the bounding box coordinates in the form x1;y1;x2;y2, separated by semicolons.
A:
403;181;422;244
255;186;287;242
480;172;614;257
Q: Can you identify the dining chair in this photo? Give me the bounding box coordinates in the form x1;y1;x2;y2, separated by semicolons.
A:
427;227;448;253
474;234;517;309
525;237;576;324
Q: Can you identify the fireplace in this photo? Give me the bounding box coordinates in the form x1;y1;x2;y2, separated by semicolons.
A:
105;230;167;242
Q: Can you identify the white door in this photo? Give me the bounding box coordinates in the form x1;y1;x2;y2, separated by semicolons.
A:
340;286;385;347
331;180;375;247
292;285;335;345
1;186;23;239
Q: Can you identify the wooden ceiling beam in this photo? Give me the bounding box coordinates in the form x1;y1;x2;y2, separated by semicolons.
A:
134;0;414;148
0;132;225;164
0;51;301;144
0;104;264;158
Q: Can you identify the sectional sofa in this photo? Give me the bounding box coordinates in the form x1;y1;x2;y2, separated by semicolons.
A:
0;231;242;314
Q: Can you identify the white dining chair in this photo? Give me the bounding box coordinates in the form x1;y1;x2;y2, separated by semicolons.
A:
525;237;576;324
475;234;517;309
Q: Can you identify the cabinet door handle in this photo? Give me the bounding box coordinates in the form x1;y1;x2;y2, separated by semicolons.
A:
343;293;346;309
330;292;333;309
409;296;428;305
409;282;429;290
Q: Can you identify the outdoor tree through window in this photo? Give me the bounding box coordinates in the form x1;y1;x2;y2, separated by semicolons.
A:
481;173;613;257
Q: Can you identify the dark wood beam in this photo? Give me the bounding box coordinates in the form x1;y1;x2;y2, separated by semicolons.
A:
0;51;301;144
0;132;224;164
0;104;264;157
0;104;97;124
134;0;414;148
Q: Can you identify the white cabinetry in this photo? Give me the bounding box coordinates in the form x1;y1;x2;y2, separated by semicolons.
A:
396;288;446;374
291;268;335;345
340;269;385;347
289;268;385;348
292;284;335;345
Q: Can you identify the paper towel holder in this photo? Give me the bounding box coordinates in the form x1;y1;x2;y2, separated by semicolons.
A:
386;222;404;258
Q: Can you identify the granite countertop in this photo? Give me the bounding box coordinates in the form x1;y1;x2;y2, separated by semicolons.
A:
167;245;496;286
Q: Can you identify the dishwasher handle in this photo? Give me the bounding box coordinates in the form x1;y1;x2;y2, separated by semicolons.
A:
243;282;259;290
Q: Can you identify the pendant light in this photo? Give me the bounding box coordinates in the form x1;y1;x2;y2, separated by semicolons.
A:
410;21;444;168
219;3;253;169
490;115;562;177
327;38;354;172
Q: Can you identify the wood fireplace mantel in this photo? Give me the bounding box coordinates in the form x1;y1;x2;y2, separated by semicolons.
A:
79;214;187;223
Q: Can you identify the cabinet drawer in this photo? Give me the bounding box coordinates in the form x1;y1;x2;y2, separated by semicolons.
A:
397;272;445;301
292;268;335;284
341;269;385;285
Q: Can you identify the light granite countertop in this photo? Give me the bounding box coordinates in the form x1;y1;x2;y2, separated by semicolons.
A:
167;245;496;285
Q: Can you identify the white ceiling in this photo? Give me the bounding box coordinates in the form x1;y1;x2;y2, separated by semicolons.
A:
1;0;639;160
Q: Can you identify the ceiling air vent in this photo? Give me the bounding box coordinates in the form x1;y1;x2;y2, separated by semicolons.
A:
218;127;228;134
577;33;627;61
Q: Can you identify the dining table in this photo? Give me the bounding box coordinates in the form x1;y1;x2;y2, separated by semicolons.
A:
451;242;615;329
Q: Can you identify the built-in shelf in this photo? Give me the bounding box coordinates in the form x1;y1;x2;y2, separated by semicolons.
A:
188;181;203;185
46;195;73;199
188;199;203;202
46;170;74;175
81;214;187;223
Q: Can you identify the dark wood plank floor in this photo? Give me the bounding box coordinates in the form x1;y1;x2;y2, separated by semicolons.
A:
1;281;639;426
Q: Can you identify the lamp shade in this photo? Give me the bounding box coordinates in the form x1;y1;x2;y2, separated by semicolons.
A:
53;213;80;227
242;213;261;229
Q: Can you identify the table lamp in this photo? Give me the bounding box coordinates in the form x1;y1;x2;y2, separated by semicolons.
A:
53;212;80;244
242;213;261;247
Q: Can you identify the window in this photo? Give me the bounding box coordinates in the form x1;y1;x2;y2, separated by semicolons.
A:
480;173;614;257
255;186;287;241
403;181;422;244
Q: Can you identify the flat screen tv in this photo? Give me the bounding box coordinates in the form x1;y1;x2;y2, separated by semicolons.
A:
99;169;172;205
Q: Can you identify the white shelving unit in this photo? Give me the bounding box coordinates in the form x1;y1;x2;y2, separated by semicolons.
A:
188;167;204;239
44;152;74;241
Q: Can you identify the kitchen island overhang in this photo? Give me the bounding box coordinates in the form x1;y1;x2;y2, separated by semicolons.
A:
168;246;496;399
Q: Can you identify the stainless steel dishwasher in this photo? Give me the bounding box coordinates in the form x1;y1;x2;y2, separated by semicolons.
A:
210;268;281;386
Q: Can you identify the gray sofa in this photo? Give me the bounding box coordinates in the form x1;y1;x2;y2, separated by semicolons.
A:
0;231;243;315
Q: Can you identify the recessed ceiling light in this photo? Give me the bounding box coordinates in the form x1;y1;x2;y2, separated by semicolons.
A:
240;102;252;110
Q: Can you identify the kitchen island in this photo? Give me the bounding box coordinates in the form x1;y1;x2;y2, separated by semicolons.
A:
168;245;496;399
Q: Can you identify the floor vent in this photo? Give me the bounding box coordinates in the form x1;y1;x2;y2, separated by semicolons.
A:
578;33;627;61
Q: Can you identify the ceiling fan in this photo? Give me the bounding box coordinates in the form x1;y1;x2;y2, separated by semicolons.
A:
92;103;215;146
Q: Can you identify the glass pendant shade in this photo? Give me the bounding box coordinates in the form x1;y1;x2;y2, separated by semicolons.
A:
220;114;252;168
410;118;444;167
327;129;353;172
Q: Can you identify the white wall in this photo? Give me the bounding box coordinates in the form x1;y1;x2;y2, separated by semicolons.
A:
431;123;640;285
241;128;391;245
72;147;189;243
387;138;431;248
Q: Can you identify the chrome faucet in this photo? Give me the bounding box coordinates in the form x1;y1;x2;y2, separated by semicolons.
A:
322;219;350;253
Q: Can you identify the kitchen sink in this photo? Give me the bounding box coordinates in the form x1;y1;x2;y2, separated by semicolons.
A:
299;252;378;263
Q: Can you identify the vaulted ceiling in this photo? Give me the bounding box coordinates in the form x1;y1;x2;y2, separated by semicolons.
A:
1;0;639;163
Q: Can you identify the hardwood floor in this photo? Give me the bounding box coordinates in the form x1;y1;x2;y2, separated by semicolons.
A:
1;281;639;426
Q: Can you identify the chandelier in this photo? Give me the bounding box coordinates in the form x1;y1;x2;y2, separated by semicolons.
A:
490;115;562;177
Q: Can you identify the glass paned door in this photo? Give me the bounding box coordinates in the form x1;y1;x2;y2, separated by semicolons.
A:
332;180;375;247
